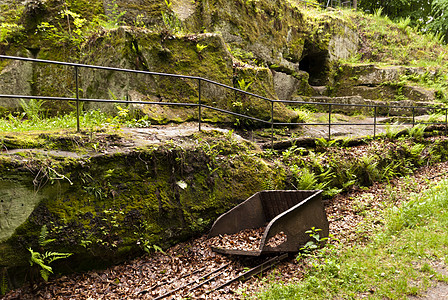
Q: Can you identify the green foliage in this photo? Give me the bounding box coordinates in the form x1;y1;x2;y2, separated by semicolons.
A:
258;178;448;300
94;0;126;29
356;0;448;44
315;137;337;150
385;122;402;139
397;16;411;30
38;224;56;247
161;0;183;34
357;153;381;184
407;124;426;141
228;47;259;65
0;22;24;43
237;78;253;92
387;179;448;233
19;98;46;122
231;78;256;128
292;107;312;123
0;268;8;295
133;14;146;28
290;166;334;196
36;9;88;50
0;106;151;132
297;227;330;260
196;43;208;53
373;7;384;19
134;220;165;255
28;225;72;282
28;248;72;282
422;0;448;42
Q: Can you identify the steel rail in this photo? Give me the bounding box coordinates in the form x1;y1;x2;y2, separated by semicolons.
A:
209;253;289;293
152;263;230;300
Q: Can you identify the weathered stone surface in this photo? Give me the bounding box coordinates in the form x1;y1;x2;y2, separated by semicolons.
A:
340;64;404;86
0;60;33;109
332;64;440;103
0;180;42;242
403;86;437;102
0;132;286;272
329;24;359;61
79;28;234;112
336;82;437;103
307;95;440;116
171;0;196;21
273;71;300;100
0;0;362;113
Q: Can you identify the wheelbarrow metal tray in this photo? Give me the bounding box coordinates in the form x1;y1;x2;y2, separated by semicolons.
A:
209;190;329;256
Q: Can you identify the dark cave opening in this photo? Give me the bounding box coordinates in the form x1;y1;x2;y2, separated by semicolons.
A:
299;51;329;86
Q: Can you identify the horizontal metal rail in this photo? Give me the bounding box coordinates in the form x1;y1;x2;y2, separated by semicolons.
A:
0;94;199;107
0;55;447;146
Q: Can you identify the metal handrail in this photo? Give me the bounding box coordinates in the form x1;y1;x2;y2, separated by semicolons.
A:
0;55;447;146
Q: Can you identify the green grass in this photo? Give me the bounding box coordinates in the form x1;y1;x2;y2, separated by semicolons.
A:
337;8;448;102
0;109;150;132
256;179;448;299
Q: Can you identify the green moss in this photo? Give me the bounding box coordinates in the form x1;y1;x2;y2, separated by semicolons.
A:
0;130;286;275
67;0;103;21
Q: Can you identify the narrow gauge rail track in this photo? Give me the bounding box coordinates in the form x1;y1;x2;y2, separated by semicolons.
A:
138;254;288;299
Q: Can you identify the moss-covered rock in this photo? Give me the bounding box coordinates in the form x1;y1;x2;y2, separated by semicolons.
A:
0;130;286;279
0;0;360;118
330;64;441;103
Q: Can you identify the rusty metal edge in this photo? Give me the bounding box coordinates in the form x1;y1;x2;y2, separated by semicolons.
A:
259;190;324;252
211;247;262;256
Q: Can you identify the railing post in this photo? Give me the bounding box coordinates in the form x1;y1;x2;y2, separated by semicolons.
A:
445;108;447;136
271;101;274;149
412;107;415;127
198;78;202;132
328;104;332;141
75;65;80;133
374;106;377;138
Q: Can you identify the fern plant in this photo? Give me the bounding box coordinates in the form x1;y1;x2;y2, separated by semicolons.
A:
385;121;402;139
19;98;46;121
407;124;426;141
28;225;72;282
28;248;72;281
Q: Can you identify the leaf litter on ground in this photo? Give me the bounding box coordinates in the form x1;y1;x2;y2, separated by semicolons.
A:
4;160;448;299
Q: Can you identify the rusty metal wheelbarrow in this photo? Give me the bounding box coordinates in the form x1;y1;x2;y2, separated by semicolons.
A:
208;190;329;256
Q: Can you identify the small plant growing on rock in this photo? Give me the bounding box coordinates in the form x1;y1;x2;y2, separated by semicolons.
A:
28;225;72;282
161;0;183;34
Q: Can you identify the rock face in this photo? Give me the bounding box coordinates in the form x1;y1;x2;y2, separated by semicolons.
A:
329;24;359;61
333;64;441;103
0;0;360;118
273;71;301;100
80;29;234;107
307;95;440;116
0;180;43;242
0;59;33;110
0;131;286;278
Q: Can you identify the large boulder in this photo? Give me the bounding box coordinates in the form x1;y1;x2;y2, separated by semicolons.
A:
0;130;286;286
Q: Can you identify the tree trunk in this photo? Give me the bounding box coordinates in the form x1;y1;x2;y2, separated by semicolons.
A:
353;0;357;10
